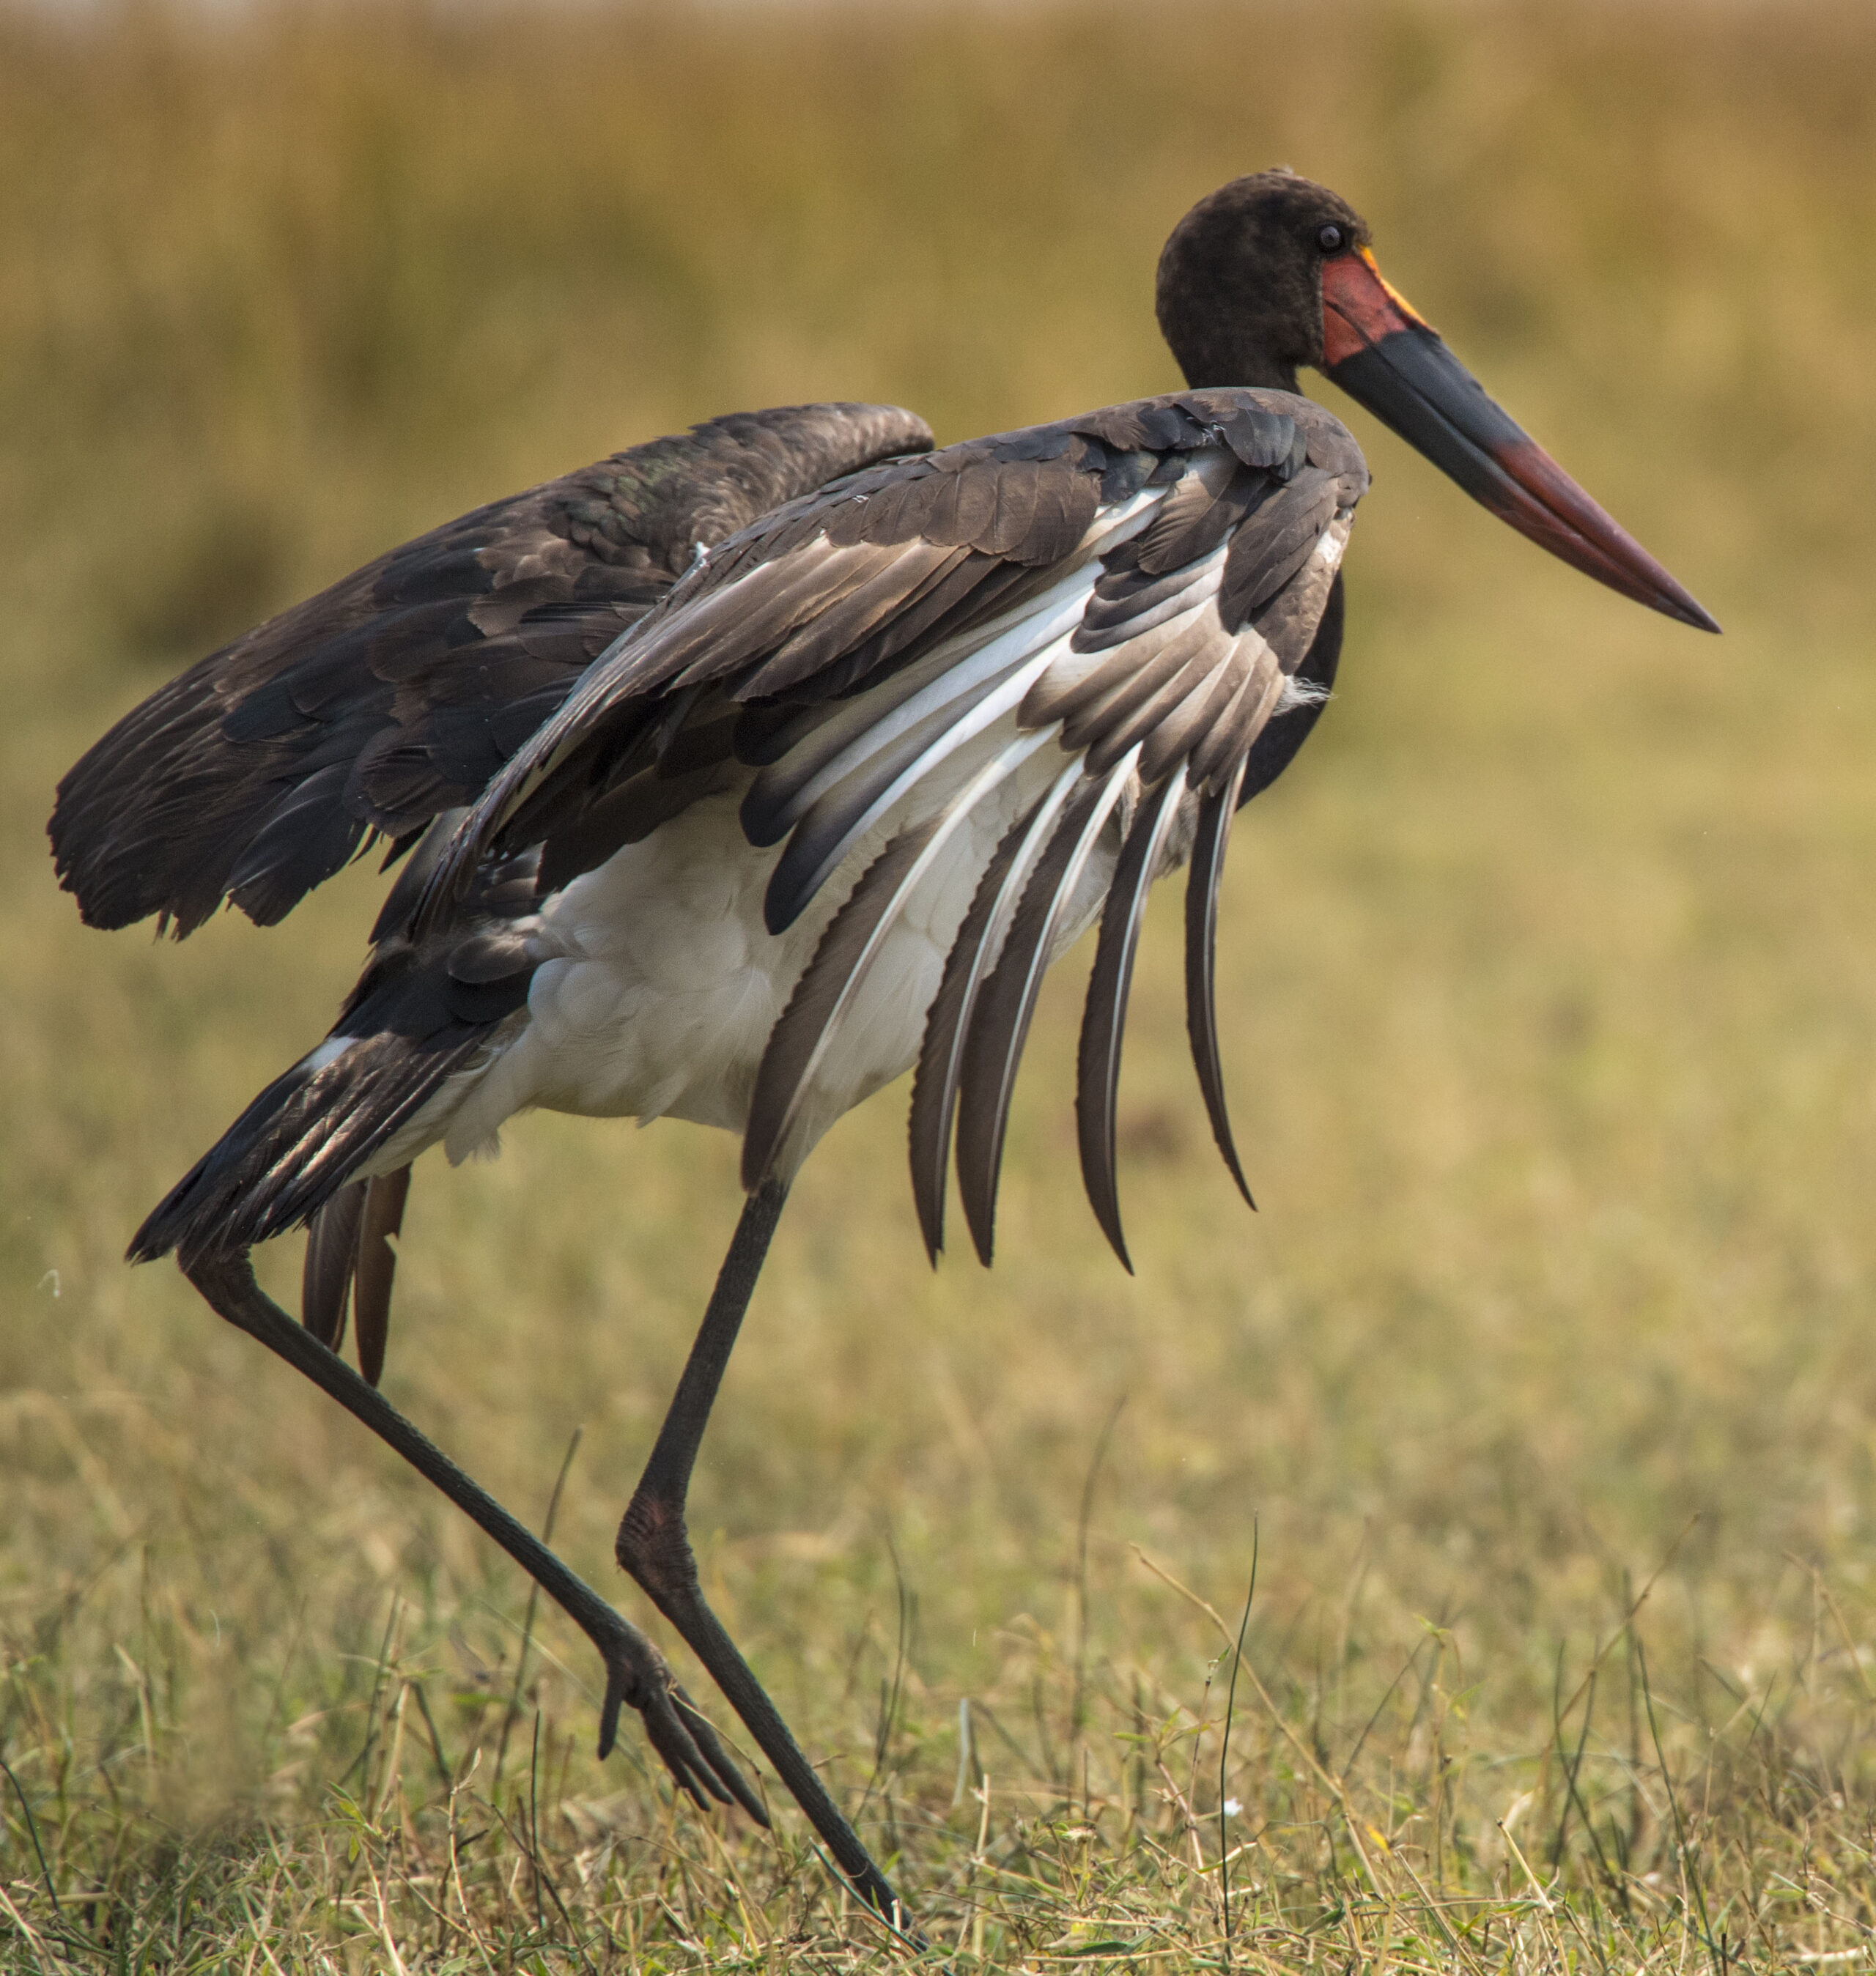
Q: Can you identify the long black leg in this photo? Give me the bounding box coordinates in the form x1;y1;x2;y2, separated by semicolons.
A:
178;1243;764;1822
613;1182;916;1935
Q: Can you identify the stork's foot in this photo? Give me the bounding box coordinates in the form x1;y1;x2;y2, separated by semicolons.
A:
605;1184;920;1939
172;1247;769;1829
591;1615;768;1821
616;1491;917;1936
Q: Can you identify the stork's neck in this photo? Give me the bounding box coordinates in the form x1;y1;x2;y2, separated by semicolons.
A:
1181;351;1301;396
1160;314;1303;398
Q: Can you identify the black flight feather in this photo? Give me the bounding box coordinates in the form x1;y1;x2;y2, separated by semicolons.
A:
906;767;1081;1261
1073;640;1222;778
760;655;1041;934
1188;654;1282;790
746;731;1054;1188
739;627;1005;849
1074;771;1189;1271
742;821;944;1189
954;763;1134;1266
1183;760;1253;1206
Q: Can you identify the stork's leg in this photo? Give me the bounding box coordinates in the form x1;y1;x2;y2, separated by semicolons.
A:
177;1243;764;1821
613;1181;915;1934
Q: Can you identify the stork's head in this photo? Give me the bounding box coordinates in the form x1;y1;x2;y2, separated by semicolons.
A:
1156;171;1718;632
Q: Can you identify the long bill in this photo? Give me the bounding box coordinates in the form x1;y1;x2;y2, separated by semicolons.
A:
1318;248;1720;632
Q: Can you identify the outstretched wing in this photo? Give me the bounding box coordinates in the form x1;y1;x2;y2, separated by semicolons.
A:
430;388;1367;1262
51;402;933;937
125;385;1364;1366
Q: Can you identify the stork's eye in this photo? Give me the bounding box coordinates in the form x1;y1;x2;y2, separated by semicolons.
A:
1316;223;1345;254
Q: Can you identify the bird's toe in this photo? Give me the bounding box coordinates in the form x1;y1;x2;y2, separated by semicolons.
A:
591;1624;765;1821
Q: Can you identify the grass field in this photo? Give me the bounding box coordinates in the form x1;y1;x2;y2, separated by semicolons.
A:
3;1;1876;1966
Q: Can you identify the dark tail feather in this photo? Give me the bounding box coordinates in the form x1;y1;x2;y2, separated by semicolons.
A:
132;1032;477;1265
303;1183;366;1349
353;1168;411;1388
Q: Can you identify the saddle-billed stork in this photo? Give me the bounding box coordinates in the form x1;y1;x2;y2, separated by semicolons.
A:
51;171;1716;1928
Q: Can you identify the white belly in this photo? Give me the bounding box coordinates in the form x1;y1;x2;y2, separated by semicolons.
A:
379;723;1124;1180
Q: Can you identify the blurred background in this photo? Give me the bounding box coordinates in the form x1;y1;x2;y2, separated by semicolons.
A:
1;0;1874;1961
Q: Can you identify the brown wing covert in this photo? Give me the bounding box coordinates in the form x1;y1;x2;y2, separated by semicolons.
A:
51;403;932;936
